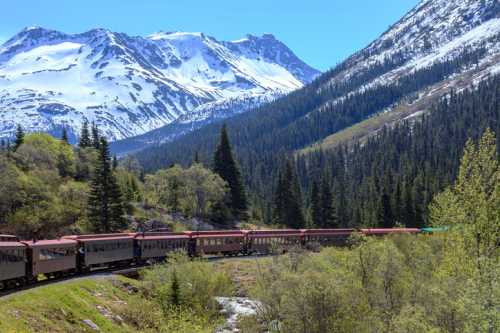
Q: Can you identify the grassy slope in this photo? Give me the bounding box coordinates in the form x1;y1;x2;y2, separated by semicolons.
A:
0;276;144;333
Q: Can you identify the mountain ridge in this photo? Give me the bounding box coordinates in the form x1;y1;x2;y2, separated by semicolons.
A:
0;26;320;141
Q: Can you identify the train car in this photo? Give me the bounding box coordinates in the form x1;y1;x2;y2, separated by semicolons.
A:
0;240;27;289
303;229;355;248
63;234;135;270
134;232;191;262
22;239;78;279
191;230;246;256
247;229;303;254
361;228;420;236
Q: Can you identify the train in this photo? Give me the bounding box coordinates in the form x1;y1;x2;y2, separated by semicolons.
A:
0;227;427;290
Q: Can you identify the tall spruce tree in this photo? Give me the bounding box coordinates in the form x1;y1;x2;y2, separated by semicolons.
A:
310;181;322;227
273;160;305;228
79;120;91;148
213;125;247;219
87;137;126;233
14;124;24;151
61;127;69;144
91;122;100;149
320;179;337;228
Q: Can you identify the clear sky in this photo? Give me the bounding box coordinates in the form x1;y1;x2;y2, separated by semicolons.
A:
1;0;419;71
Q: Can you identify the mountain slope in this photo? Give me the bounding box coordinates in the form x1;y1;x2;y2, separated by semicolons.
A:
133;0;500;170
0;28;319;141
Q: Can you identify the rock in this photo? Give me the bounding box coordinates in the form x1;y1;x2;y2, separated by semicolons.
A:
82;319;100;331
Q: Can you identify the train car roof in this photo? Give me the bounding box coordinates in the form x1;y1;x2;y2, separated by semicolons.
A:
191;230;246;235
248;229;303;237
303;229;355;234
0;241;26;248
22;239;77;247
361;228;420;234
135;233;190;240
63;233;133;239
0;234;20;241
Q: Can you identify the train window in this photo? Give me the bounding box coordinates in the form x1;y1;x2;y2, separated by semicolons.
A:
39;247;73;261
0;249;24;263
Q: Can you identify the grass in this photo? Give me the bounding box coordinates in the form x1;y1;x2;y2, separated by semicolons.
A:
0;276;146;333
297;104;424;156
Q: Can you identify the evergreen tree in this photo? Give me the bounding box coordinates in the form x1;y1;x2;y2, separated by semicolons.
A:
170;270;181;306
213;124;247;219
112;155;118;170
14;124;24;151
379;188;394;228
61;127;69;144
273;160;305;228
320;179;337;228
310;181;321;227
87;137;126;233
91;122;100;149
79;120;91;148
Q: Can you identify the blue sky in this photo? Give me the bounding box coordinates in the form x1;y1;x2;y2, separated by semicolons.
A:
1;0;419;71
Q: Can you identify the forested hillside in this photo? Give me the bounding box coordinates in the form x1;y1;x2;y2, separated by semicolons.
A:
136;73;499;227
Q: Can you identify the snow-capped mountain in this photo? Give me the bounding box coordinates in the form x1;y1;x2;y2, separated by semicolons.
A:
130;0;500;166
0;28;319;141
325;0;500;93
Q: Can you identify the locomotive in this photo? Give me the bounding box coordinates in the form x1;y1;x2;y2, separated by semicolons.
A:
0;228;421;290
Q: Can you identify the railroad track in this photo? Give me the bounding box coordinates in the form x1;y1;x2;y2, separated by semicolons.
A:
0;253;273;299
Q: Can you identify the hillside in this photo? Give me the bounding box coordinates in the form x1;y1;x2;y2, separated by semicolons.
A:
0;28;319;142
133;0;500;169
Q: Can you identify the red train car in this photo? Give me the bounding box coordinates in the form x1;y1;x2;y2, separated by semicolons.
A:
247;229;303;254
63;234;135;270
303;229;355;248
0;240;27;288
191;230;246;256
134;232;190;261
22;239;77;279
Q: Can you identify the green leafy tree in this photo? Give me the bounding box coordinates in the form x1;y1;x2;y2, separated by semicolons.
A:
430;128;499;333
213;125;247;220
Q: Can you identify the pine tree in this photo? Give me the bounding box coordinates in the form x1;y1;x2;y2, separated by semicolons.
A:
79;120;91;148
87;137;126;233
320;179;337;228
14;124;24;151
379;187;394;228
91;122;100;149
310;181;321;227
273;160;305;228
213;124;247;220
170;270;181;306
61;127;69;144
112;155;118;170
